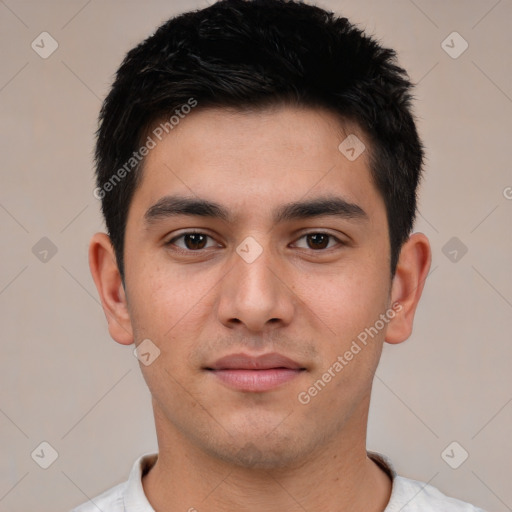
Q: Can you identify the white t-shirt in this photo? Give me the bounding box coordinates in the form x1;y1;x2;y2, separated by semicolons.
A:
71;452;487;511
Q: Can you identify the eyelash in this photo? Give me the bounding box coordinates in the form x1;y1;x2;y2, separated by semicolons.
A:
165;231;344;253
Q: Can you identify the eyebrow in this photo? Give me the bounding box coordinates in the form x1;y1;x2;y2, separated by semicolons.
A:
143;194;368;226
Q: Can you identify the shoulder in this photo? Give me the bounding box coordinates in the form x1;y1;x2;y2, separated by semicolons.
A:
70;481;127;512
387;475;487;512
69;453;158;512
368;452;487;512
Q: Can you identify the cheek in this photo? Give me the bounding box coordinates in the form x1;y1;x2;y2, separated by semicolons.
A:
295;260;389;343
295;267;388;412
127;262;218;354
130;258;177;316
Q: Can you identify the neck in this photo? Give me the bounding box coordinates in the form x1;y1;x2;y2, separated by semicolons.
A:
142;399;392;512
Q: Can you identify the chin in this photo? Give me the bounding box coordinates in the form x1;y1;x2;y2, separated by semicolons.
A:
211;441;297;470
201;427;320;471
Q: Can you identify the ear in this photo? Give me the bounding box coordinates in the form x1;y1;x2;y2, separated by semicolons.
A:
88;232;134;345
385;232;431;344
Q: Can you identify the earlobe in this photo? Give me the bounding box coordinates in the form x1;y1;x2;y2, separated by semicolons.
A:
385;232;431;345
88;232;134;345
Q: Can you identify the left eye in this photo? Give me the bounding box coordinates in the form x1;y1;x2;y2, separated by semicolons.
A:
293;233;341;250
167;232;218;251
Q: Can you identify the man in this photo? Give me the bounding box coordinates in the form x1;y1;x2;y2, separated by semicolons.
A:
76;0;486;510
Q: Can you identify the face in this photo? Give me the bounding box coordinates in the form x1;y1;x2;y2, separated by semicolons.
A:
120;105;396;468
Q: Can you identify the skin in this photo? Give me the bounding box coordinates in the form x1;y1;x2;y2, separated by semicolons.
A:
89;105;431;512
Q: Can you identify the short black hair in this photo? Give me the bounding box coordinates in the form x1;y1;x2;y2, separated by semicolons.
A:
94;0;425;282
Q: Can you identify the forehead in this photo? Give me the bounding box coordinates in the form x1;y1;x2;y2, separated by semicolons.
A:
129;105;385;225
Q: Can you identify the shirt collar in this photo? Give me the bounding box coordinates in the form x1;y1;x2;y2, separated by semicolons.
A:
124;452;158;511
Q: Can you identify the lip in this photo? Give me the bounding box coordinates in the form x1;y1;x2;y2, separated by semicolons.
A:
206;353;306;392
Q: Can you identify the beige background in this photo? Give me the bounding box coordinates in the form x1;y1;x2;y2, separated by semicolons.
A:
1;0;511;510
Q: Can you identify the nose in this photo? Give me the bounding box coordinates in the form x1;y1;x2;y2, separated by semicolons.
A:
216;239;295;334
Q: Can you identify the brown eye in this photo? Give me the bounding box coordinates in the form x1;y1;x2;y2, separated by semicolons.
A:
293;232;341;251
183;233;207;250
167;232;217;251
306;233;330;250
